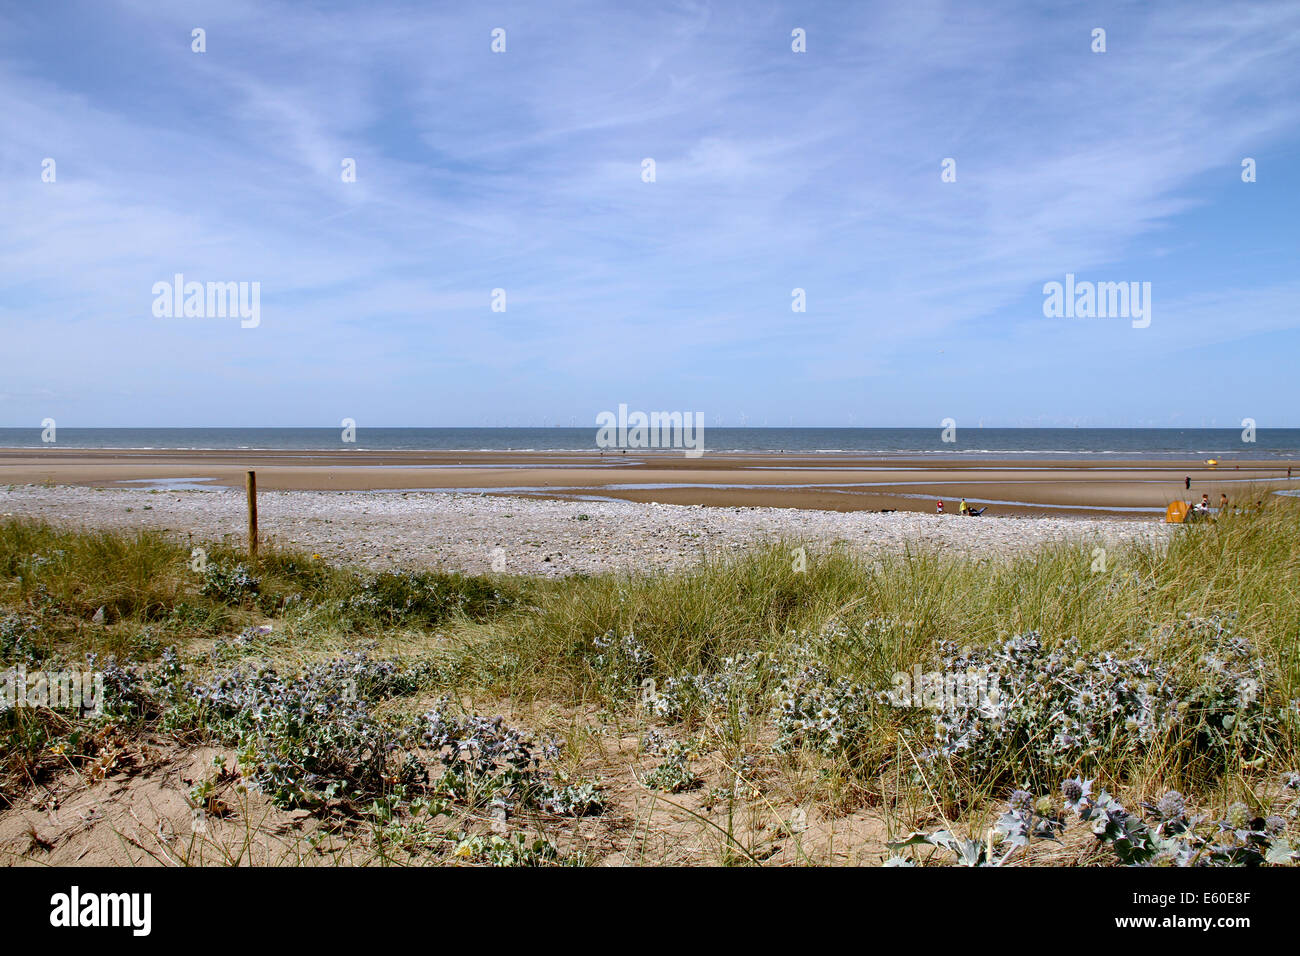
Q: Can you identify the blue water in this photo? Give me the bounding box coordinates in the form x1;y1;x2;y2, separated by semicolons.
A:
1;427;1297;460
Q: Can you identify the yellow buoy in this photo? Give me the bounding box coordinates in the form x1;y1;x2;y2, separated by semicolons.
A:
1205;459;1218;466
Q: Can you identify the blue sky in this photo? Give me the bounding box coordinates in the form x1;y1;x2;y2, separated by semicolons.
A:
1;0;1297;427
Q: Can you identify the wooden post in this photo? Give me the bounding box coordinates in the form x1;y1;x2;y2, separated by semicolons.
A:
246;470;258;560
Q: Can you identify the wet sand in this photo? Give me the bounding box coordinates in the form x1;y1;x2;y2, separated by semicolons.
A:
1;448;1295;516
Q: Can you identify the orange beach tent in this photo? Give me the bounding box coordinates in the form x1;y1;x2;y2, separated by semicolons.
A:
1165;501;1190;523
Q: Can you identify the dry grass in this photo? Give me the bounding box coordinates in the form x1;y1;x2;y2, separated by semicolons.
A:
1;498;1297;865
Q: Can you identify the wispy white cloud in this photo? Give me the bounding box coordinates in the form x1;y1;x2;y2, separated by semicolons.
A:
1;0;1297;425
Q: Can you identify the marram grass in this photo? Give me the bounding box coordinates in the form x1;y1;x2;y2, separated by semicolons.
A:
1;499;1297;865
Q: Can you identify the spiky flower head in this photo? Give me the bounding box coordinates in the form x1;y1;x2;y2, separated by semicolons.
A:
1226;802;1250;830
1149;848;1178;867
1156;790;1185;821
1009;789;1034;814
1265;815;1287;836
1062;778;1084;803
1035;796;1055;816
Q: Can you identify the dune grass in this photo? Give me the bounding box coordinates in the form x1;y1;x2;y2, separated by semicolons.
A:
1;499;1297;864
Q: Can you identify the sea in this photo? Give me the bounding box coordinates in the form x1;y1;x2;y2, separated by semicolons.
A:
1;427;1298;461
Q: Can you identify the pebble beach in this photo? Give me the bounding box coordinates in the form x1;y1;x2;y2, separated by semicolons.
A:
0;484;1174;576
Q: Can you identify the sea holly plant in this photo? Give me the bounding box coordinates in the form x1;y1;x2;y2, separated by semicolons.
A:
643;740;701;793
200;562;260;603
188;657;601;816
1071;784;1163;864
0;612;43;665
451;832;566;866
591;630;655;701
339;570;515;626
1068;780;1300;866
887;776;1300;866
196;659;424;809
773;660;871;759
886;790;1065;867
641;650;773;726
905;622;1279;789
421;699;603;817
422;702;546;809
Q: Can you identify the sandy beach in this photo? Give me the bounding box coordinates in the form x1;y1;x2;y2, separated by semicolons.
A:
2;448;1294;516
3;448;1287;574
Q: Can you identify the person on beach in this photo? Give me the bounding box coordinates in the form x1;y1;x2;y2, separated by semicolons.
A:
1220;493;1228;511
959;498;969;515
1185;476;1191;490
936;500;944;514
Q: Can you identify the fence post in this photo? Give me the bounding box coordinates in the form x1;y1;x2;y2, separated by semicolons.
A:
246;470;258;560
